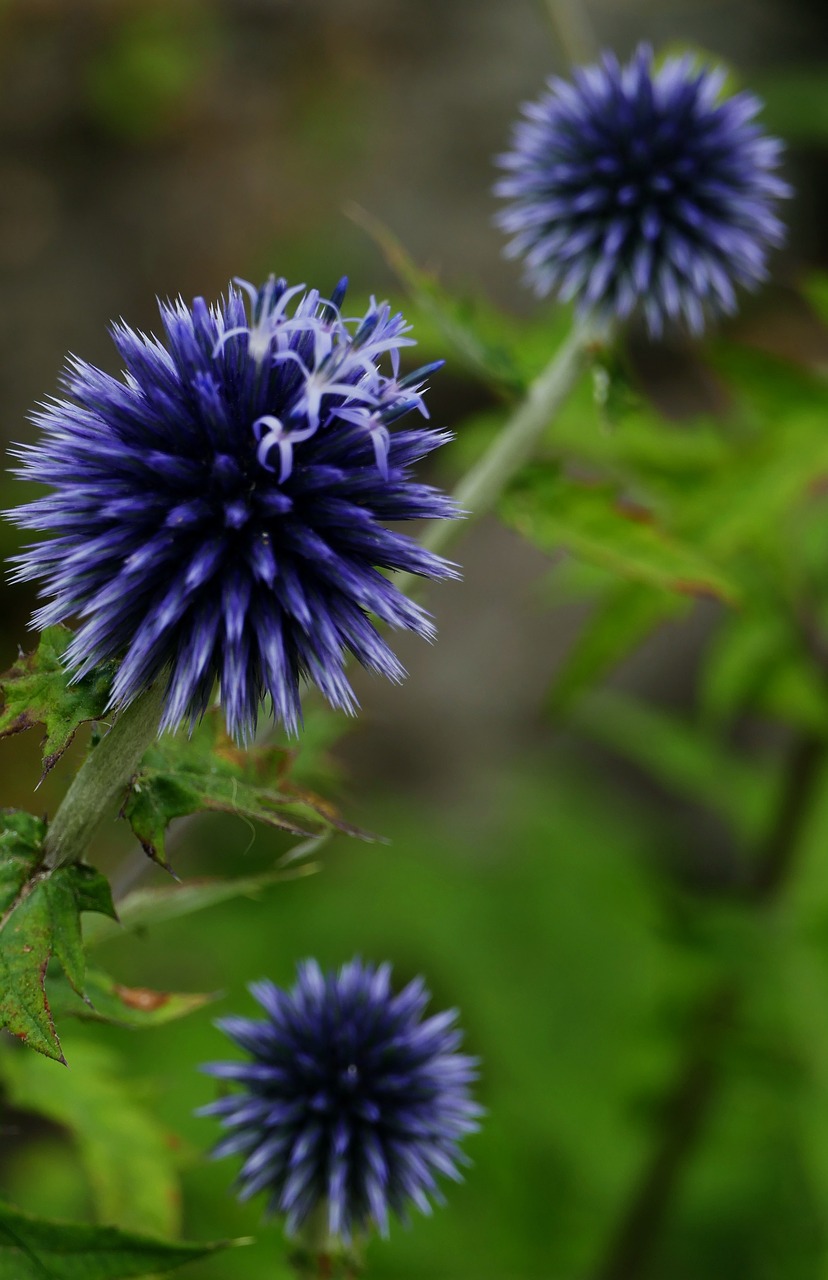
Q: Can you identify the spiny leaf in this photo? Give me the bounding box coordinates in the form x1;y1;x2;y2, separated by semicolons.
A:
0;627;115;778
46;967;214;1029
501;467;740;602
122;711;371;868
0;1039;180;1238
0;811;116;1061
0;1199;242;1279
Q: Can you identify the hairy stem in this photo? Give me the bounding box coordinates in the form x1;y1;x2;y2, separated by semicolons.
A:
592;732;824;1280
42;682;165;870
418;321;601;566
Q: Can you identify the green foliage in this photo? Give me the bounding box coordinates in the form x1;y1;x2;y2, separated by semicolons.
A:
502;465;739;601
700;607;828;736
571;690;780;842
122;711;369;868
0;1199;238;1279
83;846;325;948
549;581;688;711
0;812;115;1062
46;969;213;1030
1;1041;179;1238
0;627;113;778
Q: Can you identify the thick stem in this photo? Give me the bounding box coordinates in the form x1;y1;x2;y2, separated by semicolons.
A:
418;321;601;567
42;682;166;870
591;732;824;1280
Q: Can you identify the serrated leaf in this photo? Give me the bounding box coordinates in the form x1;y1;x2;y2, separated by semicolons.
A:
1;1040;179;1237
0;811;116;1061
0;1199;239;1279
0;627;114;777
123;711;370;867
46;968;214;1029
501;467;740;602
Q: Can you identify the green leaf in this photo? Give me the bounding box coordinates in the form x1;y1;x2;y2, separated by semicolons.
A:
0;1199;239;1279
0;811;116;1061
680;414;828;562
701;610;828;736
83;841;326;947
571;690;779;840
1;1040;179;1238
501;467;740;602
123;711;370;867
46;968;214;1029
0;627;114;778
549;581;689;711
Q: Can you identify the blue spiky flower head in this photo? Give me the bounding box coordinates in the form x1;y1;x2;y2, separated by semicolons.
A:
8;278;457;741
495;44;791;335
199;959;481;1242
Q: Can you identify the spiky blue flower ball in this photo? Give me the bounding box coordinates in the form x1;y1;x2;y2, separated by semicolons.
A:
199;959;481;1241
8;278;457;741
495;44;791;335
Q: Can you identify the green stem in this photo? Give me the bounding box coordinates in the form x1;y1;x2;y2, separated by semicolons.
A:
42;682;166;870
415;321;601;569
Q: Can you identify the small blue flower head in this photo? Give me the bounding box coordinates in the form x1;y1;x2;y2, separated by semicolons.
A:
199;959;481;1241
8;278;457;741
495;44;791;335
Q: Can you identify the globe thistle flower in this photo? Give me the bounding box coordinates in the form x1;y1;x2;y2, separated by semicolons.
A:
8;278;457;741
495;44;791;335
199;959;481;1241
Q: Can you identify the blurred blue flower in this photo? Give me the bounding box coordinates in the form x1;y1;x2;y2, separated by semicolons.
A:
9;278;457;741
199;959;481;1241
495;44;791;335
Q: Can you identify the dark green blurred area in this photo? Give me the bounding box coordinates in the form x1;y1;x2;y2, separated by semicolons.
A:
4;1;828;1278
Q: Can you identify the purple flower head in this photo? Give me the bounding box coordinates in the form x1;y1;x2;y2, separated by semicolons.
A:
8;277;458;741
199;959;481;1241
495;44;791;335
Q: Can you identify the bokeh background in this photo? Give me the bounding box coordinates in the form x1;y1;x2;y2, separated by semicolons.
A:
3;2;828;1278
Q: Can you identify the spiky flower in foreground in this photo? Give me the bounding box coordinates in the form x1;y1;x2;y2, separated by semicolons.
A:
199;959;481;1241
8;278;456;740
495;44;791;335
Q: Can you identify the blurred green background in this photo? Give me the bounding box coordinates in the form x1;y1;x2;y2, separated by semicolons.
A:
4;1;828;1278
